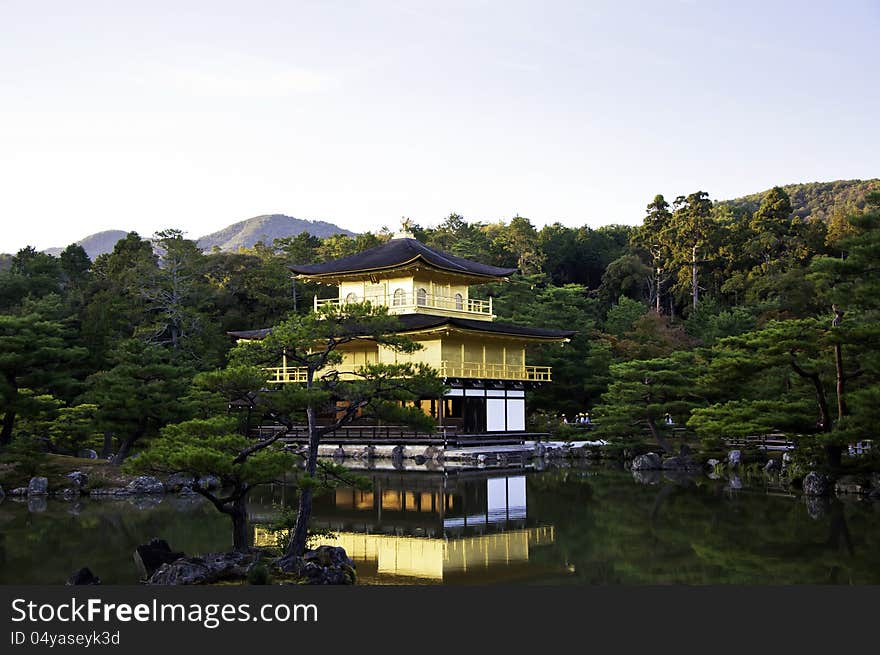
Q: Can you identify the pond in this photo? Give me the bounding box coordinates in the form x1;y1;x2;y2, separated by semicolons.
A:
1;462;879;584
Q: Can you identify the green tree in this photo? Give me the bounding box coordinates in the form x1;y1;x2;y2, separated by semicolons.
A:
593;351;703;452
0;308;86;445
233;302;446;557
83;339;194;463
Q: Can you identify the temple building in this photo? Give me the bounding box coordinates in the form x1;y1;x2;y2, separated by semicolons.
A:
231;226;574;438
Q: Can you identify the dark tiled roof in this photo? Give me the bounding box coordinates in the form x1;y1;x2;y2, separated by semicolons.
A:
394;314;575;339
228;315;573;341
289;238;518;279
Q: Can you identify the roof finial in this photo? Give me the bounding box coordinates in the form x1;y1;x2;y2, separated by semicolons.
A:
393;216;415;239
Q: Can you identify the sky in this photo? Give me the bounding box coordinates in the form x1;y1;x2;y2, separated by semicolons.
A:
0;0;878;253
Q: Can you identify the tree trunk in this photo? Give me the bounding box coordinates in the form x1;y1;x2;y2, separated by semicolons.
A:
691;245;699;310
230;496;250;553
646;417;673;454
101;431;114;458
287;403;320;557
831;307;848;422
789;358;831;433
0;408;15;446
110;434;136;465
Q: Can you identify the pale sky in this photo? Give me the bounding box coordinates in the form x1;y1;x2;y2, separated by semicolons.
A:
1;0;877;253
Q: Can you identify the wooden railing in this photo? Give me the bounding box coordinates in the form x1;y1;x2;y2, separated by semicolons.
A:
265;361;551;384
314;292;493;318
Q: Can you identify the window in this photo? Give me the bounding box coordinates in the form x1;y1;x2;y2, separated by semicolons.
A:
416;288;428;306
393;288;406;306
345;292;358;304
454;293;463;310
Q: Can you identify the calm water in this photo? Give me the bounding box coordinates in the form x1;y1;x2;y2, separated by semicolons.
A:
2;463;879;584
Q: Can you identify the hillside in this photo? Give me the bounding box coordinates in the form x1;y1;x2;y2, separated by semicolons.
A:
722;179;879;222
196;214;354;252
43;230;130;260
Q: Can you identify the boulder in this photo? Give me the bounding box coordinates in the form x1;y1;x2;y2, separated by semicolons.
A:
276;546;356;585
764;459;779;472
65;471;88;490
727;450;742;468
78;449;98;459
134;538;186;579
197;475;221;490
834;475;872;496
67;567;101;585
803;471;829;497
165;473;195;492
28;476;49;496
28;496;47;513
148;552;253;585
126;476;165;495
11;487;28;496
661;456;701;471
631;453;662;470
706;458;720;468
782;451;793;469
332;446;345;459
303;545;354;569
631;469;662;485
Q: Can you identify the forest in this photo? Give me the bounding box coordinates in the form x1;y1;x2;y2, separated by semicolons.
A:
1;179;879;475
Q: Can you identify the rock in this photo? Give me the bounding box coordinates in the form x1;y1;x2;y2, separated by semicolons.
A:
165;473;195;492
303;545;354;569
764;459;779;472
332;446;345;459
727;474;743;490
11;487;28;496
28;496;47;512
631;469;662;485
805;496;828;520
28;476;49;496
148;552;253;585
727;450;742;468
78;449;98;459
534;443;547;458
67;567;101;585
834;475;872;496
662;456;701;471
65;471;88;490
58;488;80;500
631;453;662;470
782;451;793;469
126;476;165;495
803;471;829;496
197;475;221;490
134;538;186;579
706;458;720;468
413;455;427;465
277;546;356;585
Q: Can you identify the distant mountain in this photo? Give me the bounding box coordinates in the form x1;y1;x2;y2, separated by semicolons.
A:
44;230;130;260
722;179;880;222
196;214;354;252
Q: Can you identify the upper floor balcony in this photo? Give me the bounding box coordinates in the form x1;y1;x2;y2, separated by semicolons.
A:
314;290;494;320
265;361;551;384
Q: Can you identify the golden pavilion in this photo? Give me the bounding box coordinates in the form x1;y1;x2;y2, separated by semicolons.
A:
231;226;573;437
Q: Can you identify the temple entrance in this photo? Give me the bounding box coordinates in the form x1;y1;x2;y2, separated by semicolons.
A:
463;397;486;433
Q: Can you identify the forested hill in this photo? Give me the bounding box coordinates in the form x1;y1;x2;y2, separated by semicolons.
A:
196;214;354;252
722;179;879;223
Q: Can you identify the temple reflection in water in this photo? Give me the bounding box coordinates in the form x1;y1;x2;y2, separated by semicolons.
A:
252;467;557;583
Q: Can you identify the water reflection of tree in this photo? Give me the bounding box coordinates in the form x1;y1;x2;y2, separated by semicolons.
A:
0;499;230;584
527;469;880;584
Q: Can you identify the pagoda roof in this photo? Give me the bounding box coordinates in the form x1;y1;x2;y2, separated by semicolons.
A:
288;237;518;280
228;314;574;342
